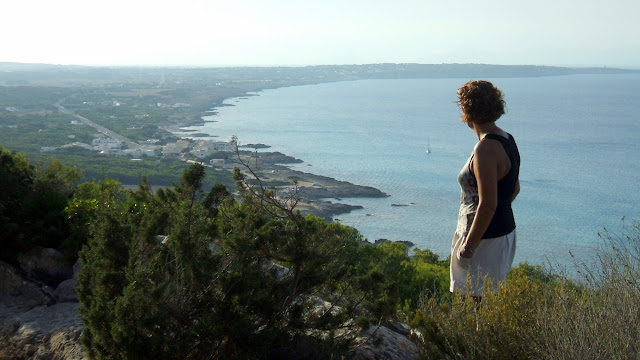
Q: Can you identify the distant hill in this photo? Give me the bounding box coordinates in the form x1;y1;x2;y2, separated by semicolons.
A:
1;62;637;87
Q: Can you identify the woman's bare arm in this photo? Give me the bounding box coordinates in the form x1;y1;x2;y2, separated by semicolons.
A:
459;140;500;257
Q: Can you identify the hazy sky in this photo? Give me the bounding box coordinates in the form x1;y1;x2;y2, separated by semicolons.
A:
3;0;639;67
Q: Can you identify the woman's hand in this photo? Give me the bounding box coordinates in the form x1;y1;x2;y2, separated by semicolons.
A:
459;244;475;259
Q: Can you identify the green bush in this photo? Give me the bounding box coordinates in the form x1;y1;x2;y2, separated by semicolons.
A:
77;163;399;359
355;243;450;318
0;146;81;263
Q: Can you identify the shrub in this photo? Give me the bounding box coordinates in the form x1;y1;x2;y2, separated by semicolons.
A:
357;243;450;318
412;216;640;360
527;218;640;359
0;146;81;263
78;162;395;359
411;269;545;360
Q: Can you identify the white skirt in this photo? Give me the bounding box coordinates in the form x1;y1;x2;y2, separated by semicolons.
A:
449;229;516;296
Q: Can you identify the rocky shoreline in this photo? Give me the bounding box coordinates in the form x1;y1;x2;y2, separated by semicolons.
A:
225;150;389;221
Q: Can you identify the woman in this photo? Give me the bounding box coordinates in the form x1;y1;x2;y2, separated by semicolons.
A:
450;80;521;297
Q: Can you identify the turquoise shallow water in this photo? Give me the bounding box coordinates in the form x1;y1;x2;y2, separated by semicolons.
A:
178;74;640;268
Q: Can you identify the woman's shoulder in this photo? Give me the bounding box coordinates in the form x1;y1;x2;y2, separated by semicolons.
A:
474;137;510;167
474;136;504;155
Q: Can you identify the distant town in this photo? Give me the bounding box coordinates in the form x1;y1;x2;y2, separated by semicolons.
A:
28;97;236;167
41;133;233;165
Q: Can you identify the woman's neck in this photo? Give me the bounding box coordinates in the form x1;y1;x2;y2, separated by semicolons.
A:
471;122;504;140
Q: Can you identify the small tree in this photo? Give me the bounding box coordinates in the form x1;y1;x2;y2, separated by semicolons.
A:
76;178;135;359
0;146;34;261
0;146;81;263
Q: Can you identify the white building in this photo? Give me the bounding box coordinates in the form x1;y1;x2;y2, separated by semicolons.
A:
193;147;211;159
92;138;123;150
99;148;125;156
192;140;233;159
162;140;190;155
66;142;93;150
124;147;158;158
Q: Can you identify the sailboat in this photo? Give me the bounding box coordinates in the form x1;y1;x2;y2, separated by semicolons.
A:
425;137;431;154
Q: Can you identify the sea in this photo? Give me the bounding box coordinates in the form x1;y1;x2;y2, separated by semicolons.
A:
177;74;640;270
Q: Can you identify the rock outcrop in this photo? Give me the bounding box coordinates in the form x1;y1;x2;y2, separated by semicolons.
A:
373;238;416;248
353;322;419;360
0;251;85;359
17;247;73;286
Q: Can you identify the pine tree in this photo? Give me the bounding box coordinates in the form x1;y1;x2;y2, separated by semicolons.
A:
78;159;395;358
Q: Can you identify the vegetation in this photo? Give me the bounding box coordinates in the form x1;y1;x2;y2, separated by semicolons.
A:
3;143;640;359
4;64;640;359
0;85;76;110
0;145;82;264
0;106;232;188
44;152;233;189
0;111;97;152
72;105;175;144
0;145;451;358
75;158;405;358
411;223;640;360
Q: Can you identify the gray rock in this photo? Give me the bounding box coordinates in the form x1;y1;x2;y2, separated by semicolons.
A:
0;259;84;359
382;320;411;337
13;303;83;337
0;262;59;326
54;278;79;303
0;281;50;325
1;303;85;360
17;247;73;285
0;261;24;296
353;324;419;360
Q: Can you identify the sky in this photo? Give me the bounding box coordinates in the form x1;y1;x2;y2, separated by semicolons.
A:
3;0;639;68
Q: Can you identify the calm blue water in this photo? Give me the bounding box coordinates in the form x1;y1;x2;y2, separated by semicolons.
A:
179;74;640;268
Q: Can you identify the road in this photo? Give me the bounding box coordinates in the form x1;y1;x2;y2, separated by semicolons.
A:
54;99;140;150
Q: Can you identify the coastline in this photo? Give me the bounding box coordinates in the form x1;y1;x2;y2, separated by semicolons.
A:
148;65;640;230
213;149;389;222
174;86;391;221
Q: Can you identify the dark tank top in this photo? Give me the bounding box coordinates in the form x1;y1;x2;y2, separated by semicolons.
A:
481;133;520;238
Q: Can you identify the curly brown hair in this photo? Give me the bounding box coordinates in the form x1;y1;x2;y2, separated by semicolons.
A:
456;80;506;124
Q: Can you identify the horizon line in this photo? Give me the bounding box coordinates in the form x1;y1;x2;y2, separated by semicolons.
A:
2;61;639;70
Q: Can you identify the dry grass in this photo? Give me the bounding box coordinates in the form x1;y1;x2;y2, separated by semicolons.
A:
0;337;29;360
412;217;640;360
0;329;85;360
